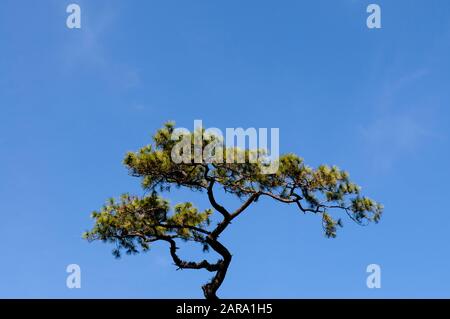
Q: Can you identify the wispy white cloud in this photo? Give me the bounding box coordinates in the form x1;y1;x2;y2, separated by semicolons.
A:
360;113;433;170
378;68;430;111
360;68;438;171
60;3;115;68
59;3;141;89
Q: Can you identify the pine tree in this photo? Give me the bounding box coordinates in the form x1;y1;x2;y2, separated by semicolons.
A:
84;122;383;299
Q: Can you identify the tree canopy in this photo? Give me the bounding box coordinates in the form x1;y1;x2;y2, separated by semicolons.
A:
84;122;383;299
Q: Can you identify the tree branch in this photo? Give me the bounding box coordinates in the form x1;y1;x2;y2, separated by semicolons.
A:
159;223;211;235
161;236;220;272
230;192;260;219
207;179;230;219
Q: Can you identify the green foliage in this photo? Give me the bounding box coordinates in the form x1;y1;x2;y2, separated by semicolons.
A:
167;203;212;239
85;122;383;257
83;192;212;257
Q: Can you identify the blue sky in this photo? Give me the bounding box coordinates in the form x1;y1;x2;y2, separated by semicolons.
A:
1;0;449;298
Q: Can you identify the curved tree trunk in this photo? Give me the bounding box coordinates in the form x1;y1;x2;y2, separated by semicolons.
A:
202;258;231;299
202;237;232;299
